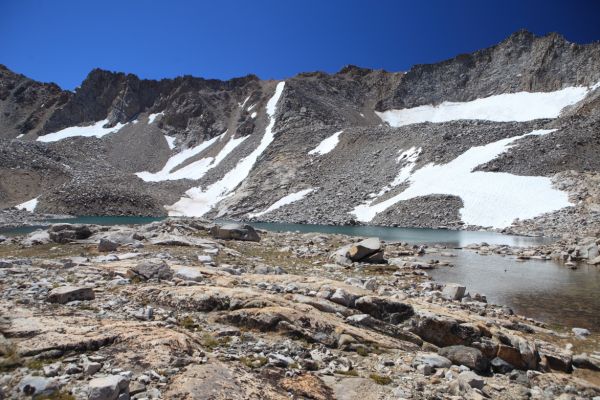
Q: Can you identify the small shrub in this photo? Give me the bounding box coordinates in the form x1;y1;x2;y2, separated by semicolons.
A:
369;373;392;385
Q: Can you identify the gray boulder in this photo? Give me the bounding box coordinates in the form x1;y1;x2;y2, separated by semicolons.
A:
127;261;173;281
354;295;414;324
88;374;129;400
347;237;382;261
47;286;95;304
442;283;466;301
48;223;93;243
210;223;260;242
18;375;59;398
458;371;485;390
439;345;489;372
98;239;119;253
329;288;359;307
412;353;452;369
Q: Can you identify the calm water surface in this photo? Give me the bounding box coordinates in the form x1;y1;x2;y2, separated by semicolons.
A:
2;217;598;330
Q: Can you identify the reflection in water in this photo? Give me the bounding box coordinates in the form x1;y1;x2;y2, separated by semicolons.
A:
428;252;600;331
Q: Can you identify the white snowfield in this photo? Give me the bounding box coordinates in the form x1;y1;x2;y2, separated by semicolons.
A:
351;130;572;228
136;133;247;182
248;188;315;218
308;130;343;156
15;197;38;212
376;83;598;127
167;81;286;217
37;119;126;142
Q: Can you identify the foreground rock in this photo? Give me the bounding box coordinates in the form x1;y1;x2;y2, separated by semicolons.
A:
47;286;95;304
0;218;598;400
210;223;261;242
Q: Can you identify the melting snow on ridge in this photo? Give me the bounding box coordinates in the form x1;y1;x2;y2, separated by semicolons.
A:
308;130;343;156
376;84;597;127
16;198;38;212
167;82;286;216
37;119;126;142
248;188;315;218
351;130;572;228
148;112;164;124
136;133;247;182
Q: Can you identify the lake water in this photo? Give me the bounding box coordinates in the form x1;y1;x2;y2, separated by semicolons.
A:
2;217;597;330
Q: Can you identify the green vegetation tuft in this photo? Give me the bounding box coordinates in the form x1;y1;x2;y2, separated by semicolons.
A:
369;373;392;385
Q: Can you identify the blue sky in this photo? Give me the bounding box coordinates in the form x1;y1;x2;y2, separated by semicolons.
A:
1;0;599;89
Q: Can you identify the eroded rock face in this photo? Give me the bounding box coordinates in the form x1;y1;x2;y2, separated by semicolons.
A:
410;312;481;347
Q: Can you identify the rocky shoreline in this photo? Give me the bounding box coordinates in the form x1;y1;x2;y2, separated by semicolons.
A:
1;218;599;399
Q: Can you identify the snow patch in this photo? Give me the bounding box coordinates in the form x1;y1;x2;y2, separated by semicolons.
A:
164;135;177;150
351;130;571;228
37;120;126;142
308;130;343;156
248;188;315;218
167;82;286;217
16;197;38;212
148;112;164;124
376;85;595;127
136;135;222;182
250;112;257;119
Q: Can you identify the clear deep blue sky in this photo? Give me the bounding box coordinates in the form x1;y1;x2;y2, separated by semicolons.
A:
2;0;599;90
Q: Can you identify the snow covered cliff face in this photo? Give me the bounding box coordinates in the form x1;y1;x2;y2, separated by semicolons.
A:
2;30;600;232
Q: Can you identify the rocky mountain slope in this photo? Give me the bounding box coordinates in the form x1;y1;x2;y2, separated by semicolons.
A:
1;30;600;236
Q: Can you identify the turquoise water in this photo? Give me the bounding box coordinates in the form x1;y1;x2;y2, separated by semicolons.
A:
0;216;163;236
249;221;554;247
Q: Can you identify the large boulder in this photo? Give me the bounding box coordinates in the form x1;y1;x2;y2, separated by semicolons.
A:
88;374;129;400
347;237;382;261
354;296;414;324
441;283;466;301
127;261;173;281
210;223;260;242
438;345;489;372
47;286;95;304
18;375;59;398
410;312;481;347
331;237;384;265
48;224;93;243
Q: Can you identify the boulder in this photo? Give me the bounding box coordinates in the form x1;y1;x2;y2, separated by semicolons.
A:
491;357;515;374
48;224;92;243
411;353;452;369
88;374;129;400
410;312;481;347
442;283;466;301
47;286;95;304
458;371;484;390
538;343;572;372
174;267;203;282
98;239;119;253
347;237;381;261
572;353;600;371
210;223;260;242
18;375;59;398
572;327;590;338
354;296;414;324
329;288;359;307
127;261;173;281
588;255;600;265
439;345;489;372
